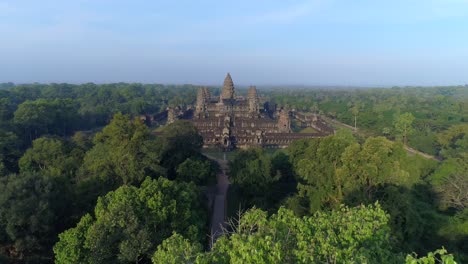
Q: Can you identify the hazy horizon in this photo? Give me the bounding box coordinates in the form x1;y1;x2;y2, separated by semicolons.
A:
1;0;468;86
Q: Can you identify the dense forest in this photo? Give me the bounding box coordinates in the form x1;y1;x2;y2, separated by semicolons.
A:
0;82;466;263
265;86;467;156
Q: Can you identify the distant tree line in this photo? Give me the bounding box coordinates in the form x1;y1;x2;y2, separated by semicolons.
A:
0;82;198;174
266;86;467;156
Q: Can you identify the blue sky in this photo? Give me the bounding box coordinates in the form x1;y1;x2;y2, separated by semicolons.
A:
1;0;468;86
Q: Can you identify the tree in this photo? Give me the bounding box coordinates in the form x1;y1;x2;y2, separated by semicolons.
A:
394;112;415;146
52;214;94;264
152;233;202;264
14;99;80;142
286;138;312;168
431;154;468;211
79;113;163;187
176;157;216;185
19;137;83;178
287;133;355;214
437;124;468;158
0;130;20;174
350;103;360;130
436;169;468;211
290;134;355;213
76;113;165;216
374;184;443;253
406;248;457;264
338;136;408;202
0;172;69;259
196;203;396;263
156;120;203;178
229;148;280;207
270;150;294;183
54;177;207;264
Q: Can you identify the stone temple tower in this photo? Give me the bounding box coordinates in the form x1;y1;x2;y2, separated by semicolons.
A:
277;108;291;133
220;73;235;101
195;87;211;118
247;86;260;118
203;87;211;102
195;88;206;118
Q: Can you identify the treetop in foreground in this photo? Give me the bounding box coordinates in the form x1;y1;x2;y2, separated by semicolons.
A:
54;177;207;264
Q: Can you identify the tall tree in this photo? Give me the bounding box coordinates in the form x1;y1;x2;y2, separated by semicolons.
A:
229;148;280;208
350;102;361;130
437;124;468;158
152;233;202;264
0;130;20;174
54;177;207;264
155;120;203;178
176;157;216;185
393;112;415;146
0;172;70;260
14;99;80;142
79;113;163;187
338;136;408;202
288;134;355;213
19;137;83;178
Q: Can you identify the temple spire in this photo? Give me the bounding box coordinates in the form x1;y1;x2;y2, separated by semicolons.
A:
220;73;235;100
248;86;259;116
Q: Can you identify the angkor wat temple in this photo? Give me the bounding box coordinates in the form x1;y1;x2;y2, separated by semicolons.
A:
188;73;334;149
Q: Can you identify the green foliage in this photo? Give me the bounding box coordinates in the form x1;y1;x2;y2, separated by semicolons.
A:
156;120;203;178
270;150;294;182
202;203;397;263
230;148;278;191
406;248;457;264
339;137;408;201
438;209;468;241
53;213;94;264
0;130;20;174
176;157;216;185
437;209;468;260
285;135;448;256
1;83;466;262
229;148;280;208
431;155;468;211
436;173;468;211
399;154;438;186
292;134;355;212
80;113;163;187
437;124;468;158
152;233;202;264
54;177;207;264
14;98;80;141
19;137;83;178
375;184;445;253
287;135;408;214
0;172;69;257
268;86;467;155
394;112;415;145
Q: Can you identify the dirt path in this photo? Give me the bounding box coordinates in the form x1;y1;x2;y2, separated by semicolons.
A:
404;146;441;161
204;155;230;248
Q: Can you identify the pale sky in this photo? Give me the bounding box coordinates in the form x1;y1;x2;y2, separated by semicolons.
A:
1;0;468;86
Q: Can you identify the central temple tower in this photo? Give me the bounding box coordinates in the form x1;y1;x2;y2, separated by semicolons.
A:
220;73;235;101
